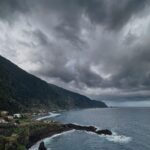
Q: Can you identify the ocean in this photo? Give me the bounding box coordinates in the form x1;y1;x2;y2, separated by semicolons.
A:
30;108;150;150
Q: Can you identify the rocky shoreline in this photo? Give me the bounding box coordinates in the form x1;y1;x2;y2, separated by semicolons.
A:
28;123;112;149
0;114;112;150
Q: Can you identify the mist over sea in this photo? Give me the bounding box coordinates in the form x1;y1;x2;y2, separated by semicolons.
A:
30;108;150;150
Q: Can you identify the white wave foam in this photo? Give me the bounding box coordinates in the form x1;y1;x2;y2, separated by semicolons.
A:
29;130;75;150
36;112;60;121
85;130;132;144
95;126;101;131
101;132;132;143
45;129;75;142
29;127;132;150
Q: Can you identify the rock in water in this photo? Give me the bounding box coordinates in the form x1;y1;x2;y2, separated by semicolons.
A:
38;141;47;150
96;129;112;135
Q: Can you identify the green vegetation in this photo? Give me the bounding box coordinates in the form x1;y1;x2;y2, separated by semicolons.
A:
0;132;27;150
0;117;63;150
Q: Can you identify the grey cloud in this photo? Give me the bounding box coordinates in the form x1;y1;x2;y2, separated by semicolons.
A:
37;0;149;30
1;0;150;101
82;0;148;30
101;41;150;90
54;23;85;48
0;0;29;22
0;0;149;28
21;14;150;93
76;66;103;87
32;29;49;46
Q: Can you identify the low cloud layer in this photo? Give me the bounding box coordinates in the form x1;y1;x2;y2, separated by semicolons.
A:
0;0;150;102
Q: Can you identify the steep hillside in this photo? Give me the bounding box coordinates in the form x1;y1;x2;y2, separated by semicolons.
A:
0;55;107;113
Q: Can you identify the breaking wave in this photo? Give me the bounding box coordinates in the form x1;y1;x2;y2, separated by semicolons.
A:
102;132;132;143
36;112;61;121
29;128;132;150
29;130;75;150
86;130;132;144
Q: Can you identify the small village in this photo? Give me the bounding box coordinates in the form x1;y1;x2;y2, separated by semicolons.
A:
0;109;53;125
0;110;23;124
0;110;59;150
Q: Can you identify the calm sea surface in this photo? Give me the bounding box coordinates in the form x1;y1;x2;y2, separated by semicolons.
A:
31;108;150;150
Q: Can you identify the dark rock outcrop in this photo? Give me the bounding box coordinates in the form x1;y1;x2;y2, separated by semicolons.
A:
65;123;112;135
66;123;97;132
38;141;47;150
96;129;112;135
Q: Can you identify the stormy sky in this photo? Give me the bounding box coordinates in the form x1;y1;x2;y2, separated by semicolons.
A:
0;0;150;105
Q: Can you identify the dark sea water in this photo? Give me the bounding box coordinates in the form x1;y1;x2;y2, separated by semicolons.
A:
30;108;150;150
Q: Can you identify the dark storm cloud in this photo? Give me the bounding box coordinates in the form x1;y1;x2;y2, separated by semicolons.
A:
82;0;148;30
34;0;149;30
2;0;147;39
0;0;29;21
110;43;150;90
1;0;150;100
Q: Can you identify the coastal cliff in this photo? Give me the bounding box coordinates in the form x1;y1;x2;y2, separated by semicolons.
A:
0;55;107;113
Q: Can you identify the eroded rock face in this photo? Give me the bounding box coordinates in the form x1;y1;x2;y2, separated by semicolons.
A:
38;141;47;150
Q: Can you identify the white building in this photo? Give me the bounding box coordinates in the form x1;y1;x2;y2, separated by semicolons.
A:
13;114;22;118
0;118;7;123
7;115;14;121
